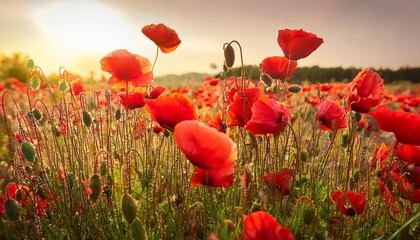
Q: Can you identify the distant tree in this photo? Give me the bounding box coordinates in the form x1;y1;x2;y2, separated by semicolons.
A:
0;52;30;83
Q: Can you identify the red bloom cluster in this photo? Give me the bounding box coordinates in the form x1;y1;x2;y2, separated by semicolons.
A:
243;211;294;240
245;94;290;135
347;69;384;113
100;49;154;90
263;169;294;196
369;105;420;146
145;93;196;131
174;120;237;187
277;29;324;61
142;23;181;53
330;191;367;216
317;100;348;131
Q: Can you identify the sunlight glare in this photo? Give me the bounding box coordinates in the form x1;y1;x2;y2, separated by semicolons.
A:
35;1;138;53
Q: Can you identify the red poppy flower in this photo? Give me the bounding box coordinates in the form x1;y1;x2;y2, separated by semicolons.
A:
369;105;420;146
174;120;237;170
330;192;367;216
392;166;420;203
306;95;320;106
243;211;295;240
120;91;146;110
227;87;261;127
175;120;237;187
320;83;333;92
245;94;289;135
70;79;84;97
100;49;154;89
260;56;297;80
190;159;236;187
149;85;166;99
277;29;324;61
152;124;165;134
347;69;384;113
142;23;181;53
263;169;294;196
395;143;420;164
317;100;348;131
145;93;196;131
378;168;399;213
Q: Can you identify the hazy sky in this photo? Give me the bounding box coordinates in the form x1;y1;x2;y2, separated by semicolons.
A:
1;0;420;77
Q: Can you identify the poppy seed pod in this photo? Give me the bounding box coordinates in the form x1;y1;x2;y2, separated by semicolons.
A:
82;110;93;128
89;174;101;203
5;199;20;221
287;85;302;93
122;193;138;224
224;43;235;68
21;142;36;163
131;218;147;240
260;73;273;87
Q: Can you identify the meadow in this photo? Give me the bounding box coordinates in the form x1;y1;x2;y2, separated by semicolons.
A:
0;24;419;240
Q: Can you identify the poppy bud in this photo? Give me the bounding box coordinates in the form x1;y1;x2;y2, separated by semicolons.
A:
224;43;235;68
99;161;107;177
67;172;76;189
58;79;68;92
300;149;309;162
15;188;24;201
287;84;302;93
82;110;93;128
131;218;147;240
5;199;20;221
89;174;101;203
341;131;349;148
122;193;138;224
31;76;40;90
303;205;316;225
115;109;121;121
260;73;273;87
32;108;42;121
38;186;48;200
21;141;36;163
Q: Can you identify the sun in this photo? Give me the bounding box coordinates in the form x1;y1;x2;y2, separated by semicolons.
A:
34;1;139;53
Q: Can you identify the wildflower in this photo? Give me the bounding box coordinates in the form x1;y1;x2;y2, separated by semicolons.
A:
277;29;324;61
174;120;237;187
263;169;294;196
148;85;166;99
243;211;295;240
369;105;420;146
100;49;153;89
317;100;348;131
330;191;367;216
395;143;420;164
145;93;195;131
142;23;181;53
119;90;146;110
227;87;261;127
174;120;236;170
260;56;297;81
70;79;85;97
347;69;384;113
245;94;289;135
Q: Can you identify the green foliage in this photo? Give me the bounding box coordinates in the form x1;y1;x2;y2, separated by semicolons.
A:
0;52;30;82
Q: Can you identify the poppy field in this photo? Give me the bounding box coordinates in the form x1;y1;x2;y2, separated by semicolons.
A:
1;23;420;240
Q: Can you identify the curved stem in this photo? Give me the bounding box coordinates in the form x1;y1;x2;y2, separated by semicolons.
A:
151;46;159;72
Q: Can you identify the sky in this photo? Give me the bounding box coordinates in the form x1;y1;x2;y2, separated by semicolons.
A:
1;0;420;78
